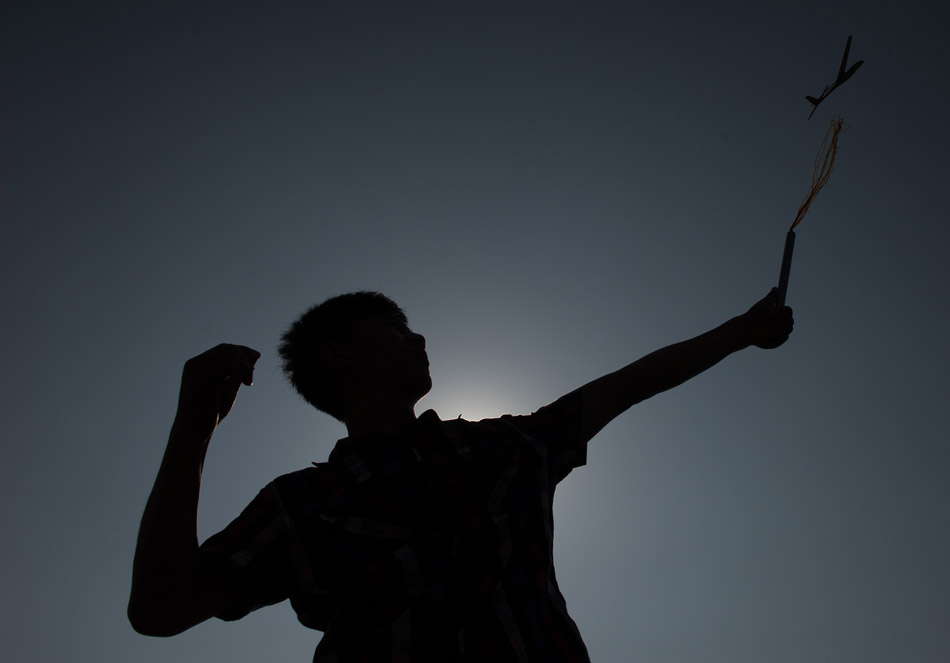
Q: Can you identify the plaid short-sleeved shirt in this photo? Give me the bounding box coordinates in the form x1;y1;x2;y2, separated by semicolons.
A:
198;390;591;662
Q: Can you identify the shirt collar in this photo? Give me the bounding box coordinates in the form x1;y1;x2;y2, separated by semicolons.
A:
327;409;441;465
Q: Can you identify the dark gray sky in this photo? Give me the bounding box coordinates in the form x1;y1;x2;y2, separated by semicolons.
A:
4;2;948;661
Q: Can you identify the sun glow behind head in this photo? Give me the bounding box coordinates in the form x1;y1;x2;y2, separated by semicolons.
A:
425;373;536;423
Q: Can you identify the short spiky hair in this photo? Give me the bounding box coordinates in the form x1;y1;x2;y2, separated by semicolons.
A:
277;291;408;422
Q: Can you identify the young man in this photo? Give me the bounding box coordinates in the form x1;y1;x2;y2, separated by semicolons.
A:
129;289;793;661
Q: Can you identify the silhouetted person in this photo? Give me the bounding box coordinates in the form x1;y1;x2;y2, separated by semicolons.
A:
129;289;793;661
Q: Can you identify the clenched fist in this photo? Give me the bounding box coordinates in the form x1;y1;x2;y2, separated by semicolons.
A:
175;343;261;439
738;288;795;349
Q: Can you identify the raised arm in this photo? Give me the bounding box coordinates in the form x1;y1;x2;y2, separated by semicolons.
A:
128;344;259;636
546;289;794;446
127;416;215;636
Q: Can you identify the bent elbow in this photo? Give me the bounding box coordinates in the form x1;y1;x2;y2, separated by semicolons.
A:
127;600;191;637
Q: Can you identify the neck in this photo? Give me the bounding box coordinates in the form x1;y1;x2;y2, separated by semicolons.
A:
343;397;417;440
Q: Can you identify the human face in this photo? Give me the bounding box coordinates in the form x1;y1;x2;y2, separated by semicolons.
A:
347;316;431;404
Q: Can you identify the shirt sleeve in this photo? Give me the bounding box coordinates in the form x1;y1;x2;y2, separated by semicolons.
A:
197;481;294;621
500;389;588;485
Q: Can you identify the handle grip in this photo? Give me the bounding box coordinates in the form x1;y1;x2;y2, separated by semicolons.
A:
776;230;796;307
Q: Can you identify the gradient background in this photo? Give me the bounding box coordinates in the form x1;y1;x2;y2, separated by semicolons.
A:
3;2;948;662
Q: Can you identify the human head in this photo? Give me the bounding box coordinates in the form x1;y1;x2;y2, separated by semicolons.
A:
277;291;429;423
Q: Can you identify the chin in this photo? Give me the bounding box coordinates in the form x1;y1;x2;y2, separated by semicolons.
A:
414;373;432;402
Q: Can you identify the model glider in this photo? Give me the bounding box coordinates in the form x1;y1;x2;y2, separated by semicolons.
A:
806;35;864;119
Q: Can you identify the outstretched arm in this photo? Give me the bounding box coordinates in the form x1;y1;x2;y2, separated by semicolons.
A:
543;289;793;446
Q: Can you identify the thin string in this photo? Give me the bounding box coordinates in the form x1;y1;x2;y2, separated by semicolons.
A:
790;117;844;230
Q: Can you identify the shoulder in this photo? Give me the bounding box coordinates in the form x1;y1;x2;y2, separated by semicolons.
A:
441;413;524;435
272;465;324;486
269;465;347;515
440;413;545;458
